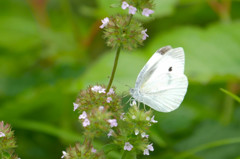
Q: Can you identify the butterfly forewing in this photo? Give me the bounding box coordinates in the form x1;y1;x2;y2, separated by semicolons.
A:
133;46;188;112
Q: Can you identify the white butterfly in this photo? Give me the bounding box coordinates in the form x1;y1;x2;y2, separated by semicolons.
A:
130;46;188;112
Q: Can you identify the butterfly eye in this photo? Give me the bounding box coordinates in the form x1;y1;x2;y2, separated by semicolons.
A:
168;67;172;72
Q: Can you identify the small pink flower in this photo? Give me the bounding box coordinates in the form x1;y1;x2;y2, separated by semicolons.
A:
107;129;114;138
106;97;112;103
82;118;90;127
132;115;136;119
143;149;149;155
141;29;149;40
142;8;154;17
73;102;79;111
91;147;97;153
124;142;133;151
147;143;154;151
129;6;137;15
91;85;106;93
99;106;104;111
108;119;118;127
99;17;109;29
79;111;87;120
121;1;129;10
146;116;150;121
151;115;158;123
107;88;115;95
0;132;5;137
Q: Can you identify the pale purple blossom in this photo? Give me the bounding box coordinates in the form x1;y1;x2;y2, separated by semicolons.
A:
73;102;79;111
141;132;149;138
99;106;104;111
108;119;118;127
132;115;136;119
91;85;106;93
135;129;139;135
130;100;137;106
61;151;68;158
107;88;115;95
129;6;137;15
143;149;150;155
91;85;102;92
99;17;109;29
0;132;5;137
107;129;114;138
142;8;154;17
147;143;154;151
120;113;125;120
124;142;133;151
82;118;90;127
141;29;149;40
106;97;112;103
79;111;87;120
121;1;129;10
151;115;158;123
91;147;97;153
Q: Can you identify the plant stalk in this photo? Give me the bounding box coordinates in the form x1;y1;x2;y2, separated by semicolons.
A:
106;46;121;92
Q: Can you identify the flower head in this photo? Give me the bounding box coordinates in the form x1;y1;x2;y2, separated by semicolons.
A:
73;102;79;111
108;119;118;127
82;118;90;127
79;111;87;120
106;97;112;103
100;17;109;29
0;131;5;137
142;8;154;17
124;142;133;151
107;129;114;138
141;29;149;40
129;6;137;15
121;1;129;10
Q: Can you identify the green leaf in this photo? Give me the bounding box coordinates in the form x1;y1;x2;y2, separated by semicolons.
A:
220;88;240;103
121;151;137;159
101;143;119;154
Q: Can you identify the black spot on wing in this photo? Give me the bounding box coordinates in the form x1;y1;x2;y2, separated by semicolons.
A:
168;67;172;72
157;45;172;55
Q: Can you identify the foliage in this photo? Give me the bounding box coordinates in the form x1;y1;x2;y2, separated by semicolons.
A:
0;0;240;159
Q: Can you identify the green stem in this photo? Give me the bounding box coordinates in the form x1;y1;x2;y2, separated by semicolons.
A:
176;137;240;159
106;46;121;92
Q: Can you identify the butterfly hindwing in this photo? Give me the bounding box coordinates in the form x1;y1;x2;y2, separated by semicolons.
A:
132;46;188;112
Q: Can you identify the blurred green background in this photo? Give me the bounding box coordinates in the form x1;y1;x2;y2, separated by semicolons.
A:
0;0;240;158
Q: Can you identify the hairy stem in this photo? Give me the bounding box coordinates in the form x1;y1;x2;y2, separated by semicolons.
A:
106;46;121;92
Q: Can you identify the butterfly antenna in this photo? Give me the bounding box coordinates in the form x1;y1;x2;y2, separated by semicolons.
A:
126;96;133;105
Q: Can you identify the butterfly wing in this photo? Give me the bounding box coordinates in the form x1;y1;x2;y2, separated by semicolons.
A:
136;46;188;112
